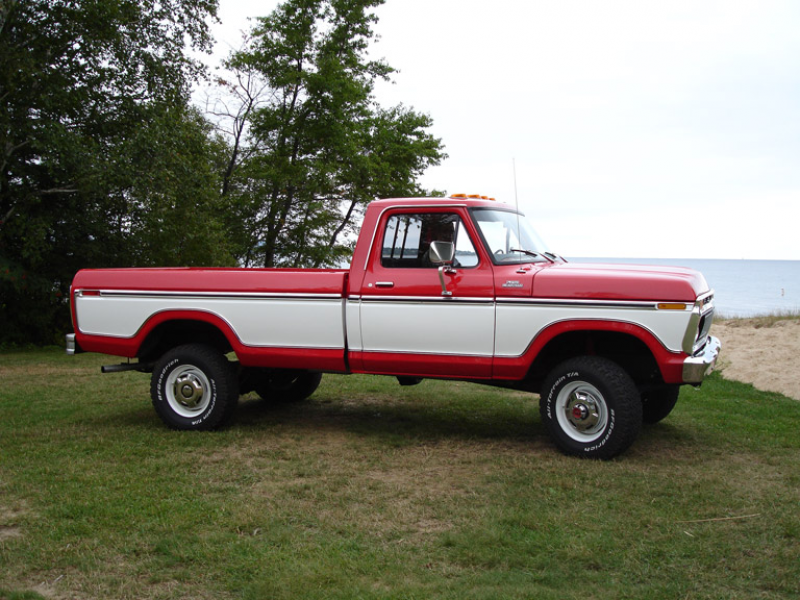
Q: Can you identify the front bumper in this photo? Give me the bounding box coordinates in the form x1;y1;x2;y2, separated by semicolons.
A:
682;335;721;384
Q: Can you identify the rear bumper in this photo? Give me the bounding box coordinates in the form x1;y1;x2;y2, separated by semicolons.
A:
682;335;720;384
65;333;83;355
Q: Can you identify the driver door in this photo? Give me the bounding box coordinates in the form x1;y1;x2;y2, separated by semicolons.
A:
355;209;496;378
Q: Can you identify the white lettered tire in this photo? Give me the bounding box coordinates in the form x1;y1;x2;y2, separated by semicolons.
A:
150;344;239;430
540;356;642;459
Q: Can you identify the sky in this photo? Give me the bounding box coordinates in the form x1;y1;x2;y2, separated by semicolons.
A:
206;0;800;260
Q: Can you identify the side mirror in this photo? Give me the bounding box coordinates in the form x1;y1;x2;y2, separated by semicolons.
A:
428;241;455;266
429;241;456;297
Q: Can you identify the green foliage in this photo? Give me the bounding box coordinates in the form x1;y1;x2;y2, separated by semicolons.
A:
120;104;234;267
0;0;225;345
220;0;446;267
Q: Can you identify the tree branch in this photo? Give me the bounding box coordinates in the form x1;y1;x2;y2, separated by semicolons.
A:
39;188;78;195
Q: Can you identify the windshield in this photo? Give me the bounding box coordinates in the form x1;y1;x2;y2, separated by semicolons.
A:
470;207;552;265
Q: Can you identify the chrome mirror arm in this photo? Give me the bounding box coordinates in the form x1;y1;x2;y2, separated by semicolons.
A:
438;265;456;296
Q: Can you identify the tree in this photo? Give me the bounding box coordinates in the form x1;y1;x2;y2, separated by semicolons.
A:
0;0;225;345
219;0;446;268
120;104;233;268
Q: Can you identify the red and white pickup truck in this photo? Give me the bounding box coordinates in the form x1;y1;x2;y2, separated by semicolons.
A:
67;195;720;459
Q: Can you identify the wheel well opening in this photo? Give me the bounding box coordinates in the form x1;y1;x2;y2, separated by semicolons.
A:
526;330;662;392
139;320;233;363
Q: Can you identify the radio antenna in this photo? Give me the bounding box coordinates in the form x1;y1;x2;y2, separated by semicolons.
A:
513;158;522;248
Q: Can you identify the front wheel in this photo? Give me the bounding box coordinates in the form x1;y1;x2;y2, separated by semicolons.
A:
641;385;680;424
539;357;642;459
150;344;239;430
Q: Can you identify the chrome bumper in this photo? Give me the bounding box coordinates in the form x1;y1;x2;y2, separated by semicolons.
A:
682;335;720;384
65;333;82;355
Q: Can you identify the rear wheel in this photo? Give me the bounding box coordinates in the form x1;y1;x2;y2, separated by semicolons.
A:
641;385;680;424
251;370;323;403
539;356;642;459
150;344;239;430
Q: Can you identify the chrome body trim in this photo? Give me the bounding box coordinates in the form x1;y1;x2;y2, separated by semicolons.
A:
497;297;662;310
358;295;494;304
77;289;342;300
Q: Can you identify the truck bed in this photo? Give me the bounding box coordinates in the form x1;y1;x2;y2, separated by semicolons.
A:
71;268;350;370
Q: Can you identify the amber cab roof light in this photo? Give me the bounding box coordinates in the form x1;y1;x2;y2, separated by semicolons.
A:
450;193;496;201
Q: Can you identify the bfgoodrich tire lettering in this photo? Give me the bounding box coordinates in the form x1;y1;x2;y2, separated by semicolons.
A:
150;344;239;430
540;356;642;459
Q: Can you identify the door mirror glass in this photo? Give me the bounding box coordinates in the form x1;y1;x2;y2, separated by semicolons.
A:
427;241;455;265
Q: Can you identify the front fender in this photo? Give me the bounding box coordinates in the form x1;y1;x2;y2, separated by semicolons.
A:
493;319;687;384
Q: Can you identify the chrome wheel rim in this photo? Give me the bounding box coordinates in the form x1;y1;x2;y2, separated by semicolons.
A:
556;381;608;442
166;365;212;418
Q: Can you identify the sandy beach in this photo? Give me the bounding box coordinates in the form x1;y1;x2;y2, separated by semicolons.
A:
711;318;800;400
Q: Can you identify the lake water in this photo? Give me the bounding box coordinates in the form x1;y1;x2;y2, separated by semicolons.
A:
574;257;800;318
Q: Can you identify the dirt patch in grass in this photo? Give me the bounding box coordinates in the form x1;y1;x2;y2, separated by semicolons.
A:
0;526;22;541
0;505;27;542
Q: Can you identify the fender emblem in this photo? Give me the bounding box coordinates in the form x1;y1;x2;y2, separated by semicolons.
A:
502;280;524;288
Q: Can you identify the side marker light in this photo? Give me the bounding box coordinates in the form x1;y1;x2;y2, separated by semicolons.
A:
657;303;688;310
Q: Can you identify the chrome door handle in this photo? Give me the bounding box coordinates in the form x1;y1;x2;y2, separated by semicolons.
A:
375;281;394;288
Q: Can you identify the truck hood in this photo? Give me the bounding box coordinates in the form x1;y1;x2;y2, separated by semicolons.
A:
531;262;710;302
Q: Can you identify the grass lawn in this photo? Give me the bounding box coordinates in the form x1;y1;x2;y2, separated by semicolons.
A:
1;348;799;599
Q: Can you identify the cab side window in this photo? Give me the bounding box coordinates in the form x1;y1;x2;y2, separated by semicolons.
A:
381;212;479;268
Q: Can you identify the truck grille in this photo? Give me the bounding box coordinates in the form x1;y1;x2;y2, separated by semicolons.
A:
696;308;714;349
684;292;715;355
